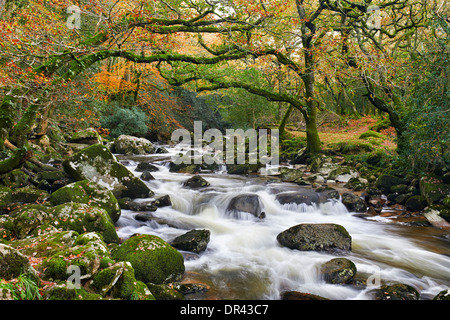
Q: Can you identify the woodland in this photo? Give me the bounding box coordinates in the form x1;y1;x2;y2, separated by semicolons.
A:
0;0;449;302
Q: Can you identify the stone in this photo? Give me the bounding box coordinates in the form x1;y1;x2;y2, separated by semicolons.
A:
140;171;155;181
62;144;152;199
70;128;102;145
171;229;211;254
136;162;159;172
276;190;320;206
433;289;450;300
371;283;419;300
405;195;427;212
277;223;352;253
344;177;367;191
375;174;407;194
0;244;37;280
0;187;13;213
112;234;185;284
183;175;210;189
280;291;329;300
278;167;304;182
11;186;49;204
341;192;367;213
226;194;265;219
420;176;450;205
320;258;357;284
114;135;154;155
50;180;121;223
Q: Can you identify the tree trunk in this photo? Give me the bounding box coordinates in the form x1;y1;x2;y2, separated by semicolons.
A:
279;104;293;139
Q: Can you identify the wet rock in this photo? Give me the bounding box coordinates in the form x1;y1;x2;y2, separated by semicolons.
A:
277;223;352;253
183;175;210;189
276;190;320;206
62;144;152;199
112;234;185;284
433;289;450;300
140;171;155;181
155;146;169;154
153;195;172;208
341;192;367;213
226;194;265;219
371;283;419;300
136;162;159;172
171;229;211;254
169;162;201;174
146;283;184;300
320;258;357;284
315;187;340;201
119;199;157;212
226;163;262;175
114;135;154;155
405;195;427;212
280;291;329;300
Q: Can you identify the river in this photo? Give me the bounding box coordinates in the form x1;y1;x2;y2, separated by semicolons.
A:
114;144;450;300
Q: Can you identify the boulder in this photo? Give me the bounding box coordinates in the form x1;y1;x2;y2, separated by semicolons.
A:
320;258;357;284
169;162;201;174
114;135;154;155
278;167;304;182
42;284;102;300
49;180;121;223
420;176;450;205
5;204;51;239
92;261;153;300
226;163;262;175
226;194;265;219
183;175;210;189
11;186;49;204
405;195;427;212
0;169;29;189
70;128;102;145
276;190;320;206
136;162;159;172
171;229;211;254
0;187;13;213
371;283;419;300
344;177;367;191
62;144;152;199
277;223;352;253
147;283;184;300
0;244;37;280
375;174;406;194
433;289;450;300
112;234;185;284
341;192;367;213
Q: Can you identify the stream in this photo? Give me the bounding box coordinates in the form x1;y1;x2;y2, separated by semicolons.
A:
114;144;450;300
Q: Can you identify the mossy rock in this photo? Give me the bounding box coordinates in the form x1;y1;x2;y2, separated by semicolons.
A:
49;203;119;244
433;289;450;300
276;223;352;253
183;175;210;189
359;130;385;140
226;163;262;175
320;258;357;284
114;135;154;155
41;232;110;281
5;204;51;239
328;141;374;155
278;167;304;182
62;144;152;199
341;193;367;213
169;162;201;174
419;176;450;205
50;180;121;223
147;283;184;300
112;234;185;284
11;186;49;204
0;169;29;189
405;195;427;212
91;261;152;300
43;284;103;300
70;128;102;145
171;229;211;254
375;174;407;194
0;244;37;280
372;283;419;300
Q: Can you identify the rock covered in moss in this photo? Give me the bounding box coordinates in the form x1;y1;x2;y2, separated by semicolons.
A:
11;186;49;204
341;192;367;213
70;128;102;145
277;223;352;253
62;144;152;199
405;195;427;212
171;229;210;254
420;176;450;206
320;258;357;284
5;204;51;239
433;289;450;300
0;169;29;189
49;203;119;244
371;283;419;300
280;291;329;300
0;187;13;213
375;174;407;194
0;244;37;280
49;180;121;223
114;135;154;155
183;175;210;189
43;284;102;300
112;234;185;284
147;283;184;300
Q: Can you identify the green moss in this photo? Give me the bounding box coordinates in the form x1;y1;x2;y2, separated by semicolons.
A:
42;256;67;280
359;130;385;140
420;177;450;205
112;235;185;284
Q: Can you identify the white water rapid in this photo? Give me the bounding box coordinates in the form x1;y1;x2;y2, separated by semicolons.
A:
115;145;450;300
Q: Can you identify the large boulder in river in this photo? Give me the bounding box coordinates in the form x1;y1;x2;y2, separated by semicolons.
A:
226;194;265;219
114;135;154;155
183;175;210;189
49;180;121;223
62;144;152;199
112;234;185;284
277;223;352;253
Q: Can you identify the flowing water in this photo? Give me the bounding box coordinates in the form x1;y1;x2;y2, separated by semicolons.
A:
115;145;450;300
